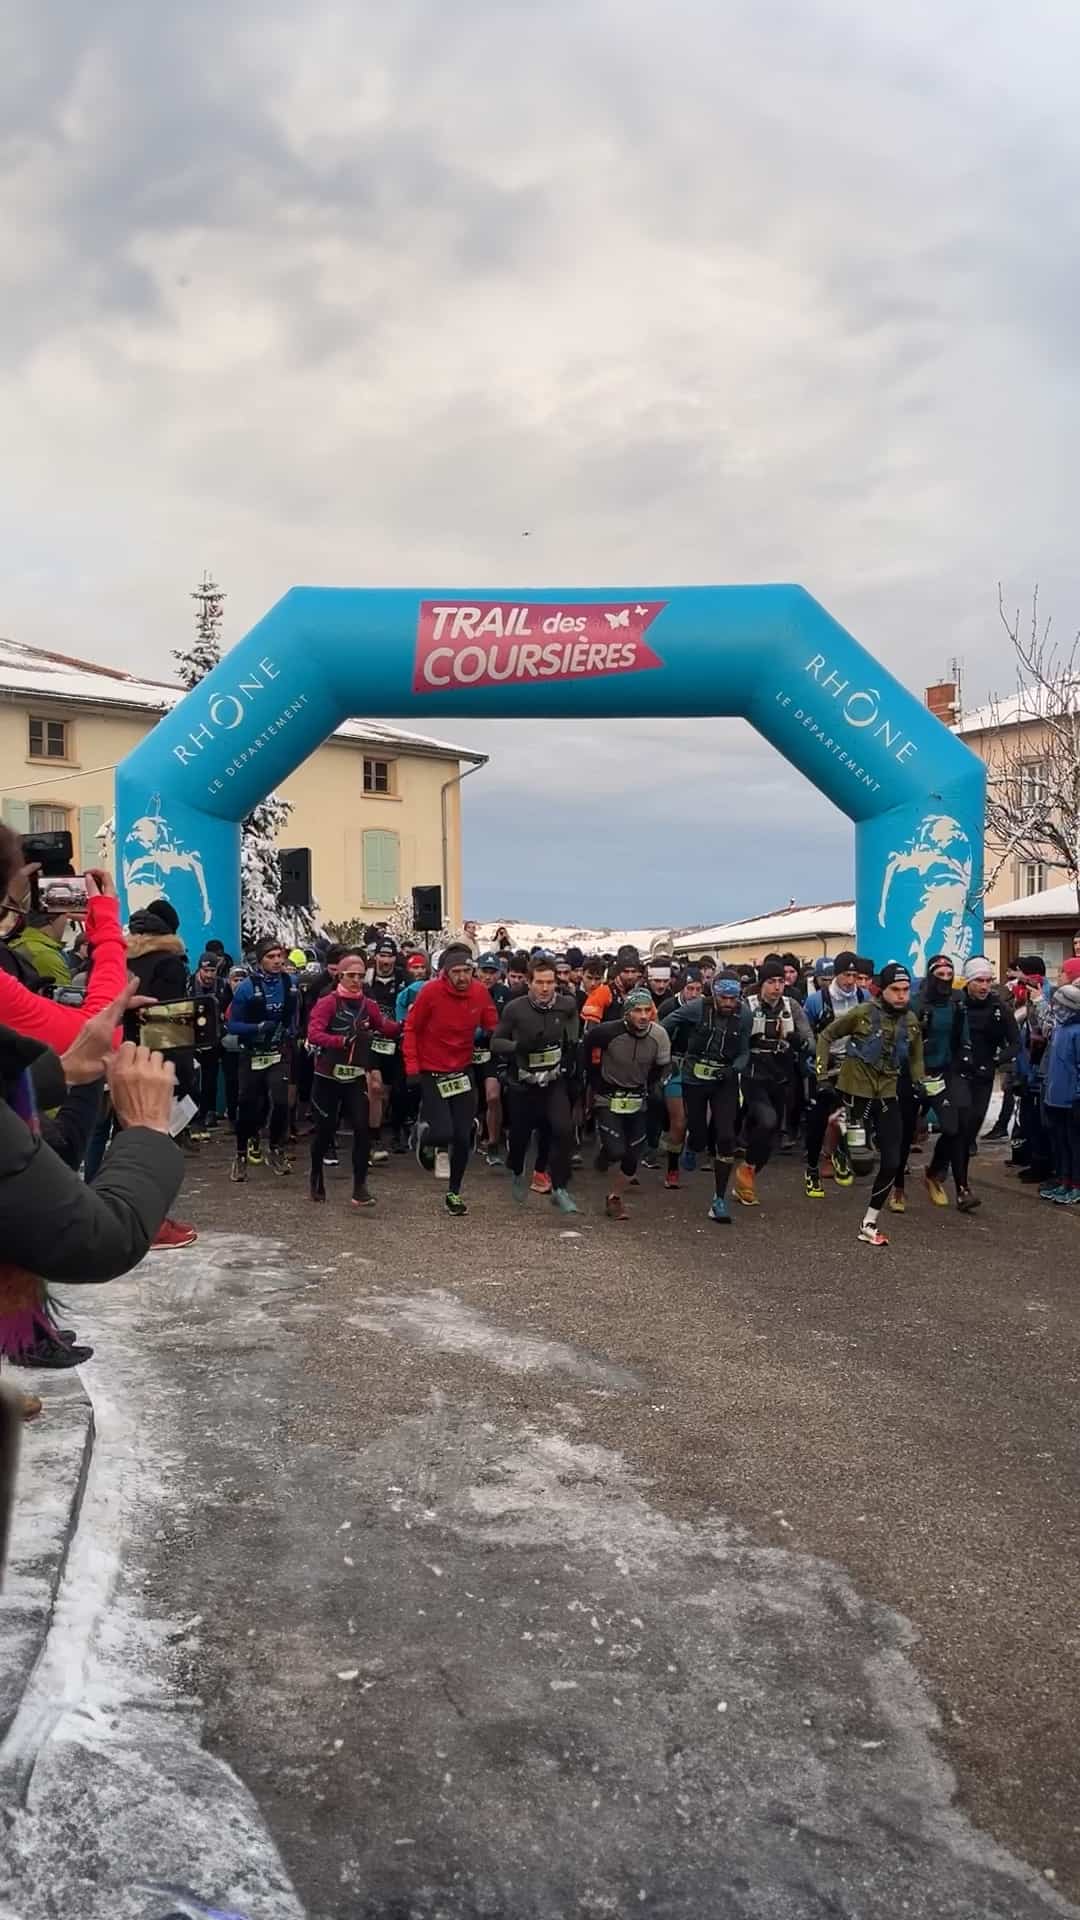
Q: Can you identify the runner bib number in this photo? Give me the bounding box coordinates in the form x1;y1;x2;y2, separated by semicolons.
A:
333;1064;365;1083
609;1092;643;1115
472;1047;493;1065
527;1046;562;1070
370;1038;396;1056
436;1073;472;1099
692;1060;721;1081
251;1050;282;1071
923;1075;946;1097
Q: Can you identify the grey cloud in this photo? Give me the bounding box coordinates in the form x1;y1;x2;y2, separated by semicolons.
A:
3;0;1080;918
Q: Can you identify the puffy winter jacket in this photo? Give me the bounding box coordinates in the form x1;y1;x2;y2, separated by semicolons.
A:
0;1026;184;1283
1043;990;1080;1108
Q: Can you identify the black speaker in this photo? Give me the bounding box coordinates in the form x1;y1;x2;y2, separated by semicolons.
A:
412;884;443;931
279;847;312;908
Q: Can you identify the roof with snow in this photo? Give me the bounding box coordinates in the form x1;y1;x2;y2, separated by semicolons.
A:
0;636;485;763
957;683;1080;735
672;900;856;952
985;881;1080;923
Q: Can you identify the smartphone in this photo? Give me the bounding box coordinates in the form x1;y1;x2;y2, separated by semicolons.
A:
29;872;89;914
137;997;219;1053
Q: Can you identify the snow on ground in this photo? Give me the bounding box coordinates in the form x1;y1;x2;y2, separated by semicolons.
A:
0;1240;304;1920
475;920;670;954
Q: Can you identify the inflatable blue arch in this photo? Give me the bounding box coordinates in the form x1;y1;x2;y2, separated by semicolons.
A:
116;584;985;972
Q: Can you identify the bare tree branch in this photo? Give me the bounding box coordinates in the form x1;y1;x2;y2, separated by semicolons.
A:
972;587;1080;913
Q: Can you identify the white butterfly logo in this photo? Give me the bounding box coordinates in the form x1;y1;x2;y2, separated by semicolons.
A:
604;608;630;630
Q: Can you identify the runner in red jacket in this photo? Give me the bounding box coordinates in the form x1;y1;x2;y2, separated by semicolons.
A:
403;944;497;1215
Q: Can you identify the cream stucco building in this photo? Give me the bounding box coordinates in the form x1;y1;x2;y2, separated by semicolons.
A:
0;638;485;926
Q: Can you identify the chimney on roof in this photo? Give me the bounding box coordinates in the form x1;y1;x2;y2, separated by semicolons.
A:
925;680;958;726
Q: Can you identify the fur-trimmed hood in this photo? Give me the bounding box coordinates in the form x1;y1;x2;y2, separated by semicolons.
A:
126;933;186;962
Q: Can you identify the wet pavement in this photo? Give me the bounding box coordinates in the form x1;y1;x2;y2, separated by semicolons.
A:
5;1134;1078;1918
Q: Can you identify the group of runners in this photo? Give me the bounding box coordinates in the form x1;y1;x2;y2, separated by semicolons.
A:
191;929;1080;1248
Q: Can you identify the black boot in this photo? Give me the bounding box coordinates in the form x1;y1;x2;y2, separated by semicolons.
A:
11;1334;94;1369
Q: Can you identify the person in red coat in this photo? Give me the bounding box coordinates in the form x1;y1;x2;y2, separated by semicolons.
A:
0;861;129;1051
402;943;497;1215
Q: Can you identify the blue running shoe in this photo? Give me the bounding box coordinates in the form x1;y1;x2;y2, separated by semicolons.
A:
709;1195;731;1224
511;1172;528;1204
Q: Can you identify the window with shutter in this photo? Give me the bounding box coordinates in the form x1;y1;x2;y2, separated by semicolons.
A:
362;828;400;905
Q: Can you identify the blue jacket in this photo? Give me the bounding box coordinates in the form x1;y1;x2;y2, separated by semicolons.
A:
226;970;298;1047
395;978;428;1024
1043;997;1080;1108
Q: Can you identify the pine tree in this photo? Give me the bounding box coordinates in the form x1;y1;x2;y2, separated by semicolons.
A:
175;572;225;688
175;573;318;947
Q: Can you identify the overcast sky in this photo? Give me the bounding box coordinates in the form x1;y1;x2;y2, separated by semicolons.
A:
5;1;1080;925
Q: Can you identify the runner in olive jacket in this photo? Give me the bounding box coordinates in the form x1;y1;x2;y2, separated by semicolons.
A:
814;962;925;1247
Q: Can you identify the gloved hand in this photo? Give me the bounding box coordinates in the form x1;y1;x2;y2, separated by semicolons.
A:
258;1020;279;1043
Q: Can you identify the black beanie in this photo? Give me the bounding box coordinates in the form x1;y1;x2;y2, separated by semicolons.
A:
878;962;911;991
758;960;785;986
255;935;285;963
1017;954;1046;977
832;950;858;974
146;897;179;934
566;946;584;967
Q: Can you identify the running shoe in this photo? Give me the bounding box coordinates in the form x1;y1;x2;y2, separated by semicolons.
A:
830;1144;854;1187
248;1142;264;1166
605;1192;627;1221
229;1153;248;1184
664;1169;680;1191
956;1188;981;1213
351;1186;376;1209
444;1191;468;1217
322;1151;339;1167
485;1149;506;1169
887;1186;906;1213
1040;1182;1067;1202
268;1148;292;1176
369;1148;389;1166
151;1219;199;1249
733;1164;758;1207
511;1172;528;1204
857;1224;889;1247
925;1174;949;1207
805;1170;824;1200
435;1150;451;1181
551;1187;578;1214
415;1123;437;1173
709;1195;731;1225
639;1153;659;1172
530;1170;553;1194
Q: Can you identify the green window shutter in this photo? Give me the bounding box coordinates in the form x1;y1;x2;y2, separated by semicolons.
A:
1;799;30;835
78;805;106;870
363;829;400;905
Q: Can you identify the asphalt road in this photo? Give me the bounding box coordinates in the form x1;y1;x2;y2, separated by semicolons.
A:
22;1131;1080;1918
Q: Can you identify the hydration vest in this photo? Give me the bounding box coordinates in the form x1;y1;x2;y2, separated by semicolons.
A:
685;1003;745;1067
846;1003;911;1071
748;995;797;1052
